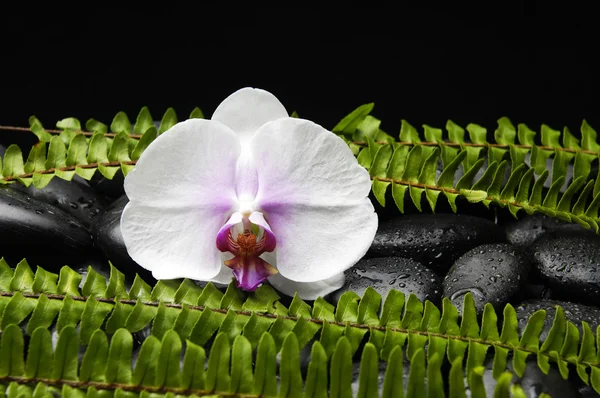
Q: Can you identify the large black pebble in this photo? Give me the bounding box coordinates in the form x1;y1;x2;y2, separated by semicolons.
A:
443;243;530;315
504;213;590;249
331;257;441;304
0;186;94;271
88;171;126;200
515;299;600;343
368;214;505;274
9;176;107;229
530;232;600;303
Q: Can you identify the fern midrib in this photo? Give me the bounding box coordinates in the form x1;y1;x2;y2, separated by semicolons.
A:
2;291;596;370
372;175;524;210
354;140;600;156
0;125;142;139
1;160;137;182
0;375;257;397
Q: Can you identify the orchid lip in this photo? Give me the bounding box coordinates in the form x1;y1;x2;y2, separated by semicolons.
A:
216;213;277;291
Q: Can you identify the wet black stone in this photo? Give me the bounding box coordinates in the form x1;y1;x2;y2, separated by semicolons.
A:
504;214;590;249
0;186;94;271
9;176;108;229
467;356;581;398
368;214;505;274
443;243;530;314
331;257;441;304
517;283;553;301
529;232;600;303
515;299;600;343
88;171;126;200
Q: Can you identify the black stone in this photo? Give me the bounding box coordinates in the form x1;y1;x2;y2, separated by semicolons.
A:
529;231;600;303
515;299;600;343
443;243;530;315
504;213;590;249
331;257;441;304
9;176;108;229
88;171;126;200
517;283;553;301
0;186;94;271
368;214;505;274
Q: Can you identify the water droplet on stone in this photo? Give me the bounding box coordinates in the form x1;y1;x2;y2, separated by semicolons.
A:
450;287;485;302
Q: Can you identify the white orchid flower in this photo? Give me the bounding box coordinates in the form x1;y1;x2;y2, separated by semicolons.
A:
120;88;377;299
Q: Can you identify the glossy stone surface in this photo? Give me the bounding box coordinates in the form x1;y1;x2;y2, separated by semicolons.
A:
331;257;441;304
530;231;600;303
88;171;126;199
504;213;589;249
0;186;94;271
368;214;505;274
443;243;530;314
9;176;107;229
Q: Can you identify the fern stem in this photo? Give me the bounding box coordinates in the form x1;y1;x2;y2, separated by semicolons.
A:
0;376;258;397
2;291;597;369
371;176;527;209
0;125;142;139
0;160;137;182
354;140;600;156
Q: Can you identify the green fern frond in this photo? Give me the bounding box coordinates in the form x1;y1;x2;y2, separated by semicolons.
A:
0;106;205;187
1;258;599;396
0;324;534;398
3;104;600;233
334;104;600;233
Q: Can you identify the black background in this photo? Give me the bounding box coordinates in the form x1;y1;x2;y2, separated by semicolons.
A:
0;8;597;148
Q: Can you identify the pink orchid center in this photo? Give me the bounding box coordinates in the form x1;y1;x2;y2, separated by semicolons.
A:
217;216;277;291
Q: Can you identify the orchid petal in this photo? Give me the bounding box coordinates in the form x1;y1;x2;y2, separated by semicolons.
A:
267;268;345;300
249;211;276;252
252;118;377;282
121;119;240;280
211;262;236;285
234;150;259;203
124;119;240;206
213;88;287;202
211;87;288;143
